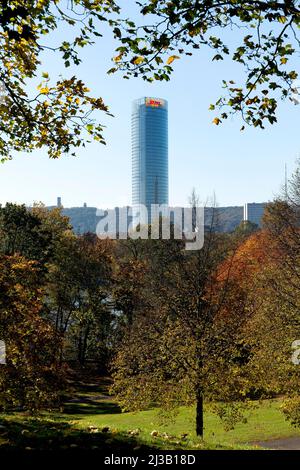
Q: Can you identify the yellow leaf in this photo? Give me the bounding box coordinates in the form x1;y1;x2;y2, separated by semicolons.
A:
280;57;288;64
166;55;180;65
114;53;124;63
278;16;286;24
133;56;145;65
213;117;221;125
40;87;49;94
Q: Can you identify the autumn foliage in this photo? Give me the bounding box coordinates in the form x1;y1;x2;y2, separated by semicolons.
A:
0;254;63;410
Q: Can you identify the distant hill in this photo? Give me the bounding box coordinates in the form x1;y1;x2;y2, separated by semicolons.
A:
47;205;244;234
63;206;100;234
205;206;244;232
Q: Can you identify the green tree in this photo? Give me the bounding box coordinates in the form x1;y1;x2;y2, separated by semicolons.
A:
234;220;259;238
46;233;114;370
0;203;71;269
0;203;52;264
112;223;253;437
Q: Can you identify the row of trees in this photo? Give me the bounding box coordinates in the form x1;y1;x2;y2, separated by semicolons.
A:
0;204;116;409
111;166;300;436
1;166;300;434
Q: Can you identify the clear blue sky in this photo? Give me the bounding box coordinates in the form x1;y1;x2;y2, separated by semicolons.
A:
0;3;299;209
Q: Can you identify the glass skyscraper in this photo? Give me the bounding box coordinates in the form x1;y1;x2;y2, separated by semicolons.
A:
132;97;168;223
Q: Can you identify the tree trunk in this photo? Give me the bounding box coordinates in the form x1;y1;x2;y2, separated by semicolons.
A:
196;389;204;437
81;324;90;366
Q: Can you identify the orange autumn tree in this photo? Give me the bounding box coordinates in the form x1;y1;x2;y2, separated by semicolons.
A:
218;229;278;286
0;254;63;411
216;229;280;319
214;228;294;400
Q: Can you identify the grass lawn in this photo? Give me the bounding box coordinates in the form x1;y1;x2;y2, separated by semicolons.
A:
1;377;300;451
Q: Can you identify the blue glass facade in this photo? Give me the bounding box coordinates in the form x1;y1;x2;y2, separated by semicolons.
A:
132;97;168;218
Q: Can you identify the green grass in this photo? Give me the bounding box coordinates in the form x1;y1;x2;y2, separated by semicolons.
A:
1;378;300;451
61;395;300;449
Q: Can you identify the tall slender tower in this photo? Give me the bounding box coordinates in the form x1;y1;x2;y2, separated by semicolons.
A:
132;97;168;223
